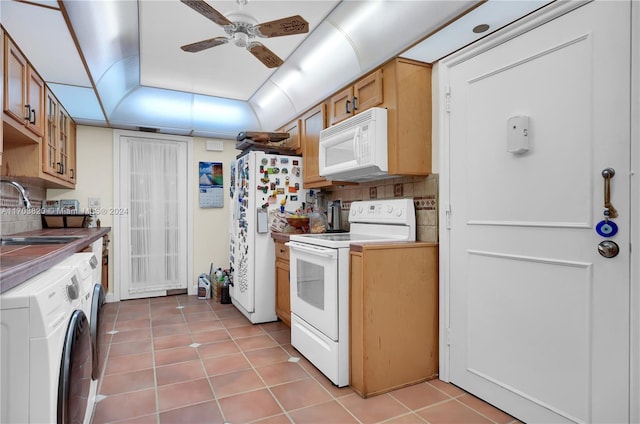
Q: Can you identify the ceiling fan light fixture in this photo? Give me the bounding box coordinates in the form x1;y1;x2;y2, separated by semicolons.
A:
180;0;309;68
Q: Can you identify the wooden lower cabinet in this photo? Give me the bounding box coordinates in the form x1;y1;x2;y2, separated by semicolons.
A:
350;242;439;398
273;238;291;327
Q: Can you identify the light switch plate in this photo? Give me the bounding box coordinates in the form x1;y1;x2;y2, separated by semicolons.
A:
88;198;101;209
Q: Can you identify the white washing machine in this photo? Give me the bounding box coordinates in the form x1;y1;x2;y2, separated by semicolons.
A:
0;266;92;424
54;247;104;423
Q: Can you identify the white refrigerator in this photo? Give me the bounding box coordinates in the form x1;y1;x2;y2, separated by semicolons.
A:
229;150;306;323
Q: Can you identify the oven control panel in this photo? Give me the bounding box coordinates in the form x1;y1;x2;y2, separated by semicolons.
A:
349;199;415;225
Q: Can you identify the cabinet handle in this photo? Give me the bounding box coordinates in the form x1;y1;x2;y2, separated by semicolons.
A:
29;108;36;125
353;96;358;111
345;99;351;114
70;169;75;179
57;162;63;174
24;104;31;120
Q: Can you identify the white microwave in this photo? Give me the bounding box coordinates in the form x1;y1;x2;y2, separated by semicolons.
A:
318;107;388;182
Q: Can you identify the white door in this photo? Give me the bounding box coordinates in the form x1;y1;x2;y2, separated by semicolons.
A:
115;134;191;300
441;1;631;422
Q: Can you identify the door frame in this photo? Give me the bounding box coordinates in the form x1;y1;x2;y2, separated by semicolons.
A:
111;129;194;302
437;1;639;420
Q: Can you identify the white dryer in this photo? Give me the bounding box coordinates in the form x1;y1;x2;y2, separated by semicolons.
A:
0;266;92;424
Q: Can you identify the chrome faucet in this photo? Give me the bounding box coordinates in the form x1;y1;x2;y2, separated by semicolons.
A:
0;181;32;209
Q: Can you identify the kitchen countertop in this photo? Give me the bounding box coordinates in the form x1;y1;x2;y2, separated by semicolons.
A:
271;232;293;242
349;240;438;252
0;227;111;294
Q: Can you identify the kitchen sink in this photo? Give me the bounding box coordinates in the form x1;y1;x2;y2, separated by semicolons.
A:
0;236;83;246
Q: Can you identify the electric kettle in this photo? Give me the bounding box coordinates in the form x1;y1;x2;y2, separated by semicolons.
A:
328;201;342;232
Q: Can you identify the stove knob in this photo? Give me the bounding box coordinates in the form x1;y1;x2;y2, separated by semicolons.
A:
395;209;403;217
387;205;394;214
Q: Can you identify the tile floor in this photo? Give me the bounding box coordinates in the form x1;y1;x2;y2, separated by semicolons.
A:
91;295;520;424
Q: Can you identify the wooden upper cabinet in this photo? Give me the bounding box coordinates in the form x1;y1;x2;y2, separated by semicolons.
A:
43;89;76;183
2;34;76;189
381;58;432;176
328;69;383;125
281;118;301;153
300;103;327;187
4;35;44;140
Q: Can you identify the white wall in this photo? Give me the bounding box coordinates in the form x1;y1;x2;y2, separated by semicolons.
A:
48;126;114;290
48;126;238;297
191;138;238;287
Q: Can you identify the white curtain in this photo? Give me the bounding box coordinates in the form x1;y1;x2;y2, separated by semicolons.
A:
127;138;187;294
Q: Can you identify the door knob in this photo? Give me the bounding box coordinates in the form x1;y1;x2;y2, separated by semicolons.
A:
597;240;619;258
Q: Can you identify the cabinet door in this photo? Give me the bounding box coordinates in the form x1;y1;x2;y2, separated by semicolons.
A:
4;37;28;124
328;86;353;125
67;120;77;183
58;106;70;181
301;103;327;186
281;118;301;152
26;67;44;137
43;89;59;176
275;258;291;327
353;69;383;114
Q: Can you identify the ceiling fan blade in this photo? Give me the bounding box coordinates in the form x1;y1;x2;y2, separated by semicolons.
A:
248;43;284;68
180;0;233;27
255;15;309;38
181;37;229;53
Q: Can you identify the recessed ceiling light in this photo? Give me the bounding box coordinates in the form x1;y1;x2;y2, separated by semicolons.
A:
473;24;490;33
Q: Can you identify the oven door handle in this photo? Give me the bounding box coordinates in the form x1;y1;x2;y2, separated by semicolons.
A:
286;242;337;259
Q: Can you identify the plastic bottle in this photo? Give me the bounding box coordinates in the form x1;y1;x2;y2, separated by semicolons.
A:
220;276;231;304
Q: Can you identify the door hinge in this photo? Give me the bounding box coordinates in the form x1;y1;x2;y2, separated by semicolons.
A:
445;203;452;229
446;328;451;346
445;87;451;113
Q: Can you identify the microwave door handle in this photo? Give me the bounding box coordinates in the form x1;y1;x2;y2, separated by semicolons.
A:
353;127;361;164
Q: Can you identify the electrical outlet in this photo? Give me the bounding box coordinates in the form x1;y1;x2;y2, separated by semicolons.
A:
394;184;403;197
369;187;377;199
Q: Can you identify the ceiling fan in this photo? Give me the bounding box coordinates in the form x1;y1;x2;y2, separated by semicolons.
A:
180;0;309;68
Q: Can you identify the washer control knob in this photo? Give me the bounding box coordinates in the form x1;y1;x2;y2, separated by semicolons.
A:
67;283;79;301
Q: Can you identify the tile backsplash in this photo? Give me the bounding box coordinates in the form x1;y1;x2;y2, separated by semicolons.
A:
0;182;45;236
323;174;439;243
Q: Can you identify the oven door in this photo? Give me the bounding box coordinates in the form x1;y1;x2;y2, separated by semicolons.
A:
286;241;339;340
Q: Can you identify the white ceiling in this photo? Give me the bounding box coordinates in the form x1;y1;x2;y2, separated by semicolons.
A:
139;0;339;100
1;0;552;139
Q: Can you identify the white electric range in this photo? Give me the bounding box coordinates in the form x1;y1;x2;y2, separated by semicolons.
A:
286;198;416;386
